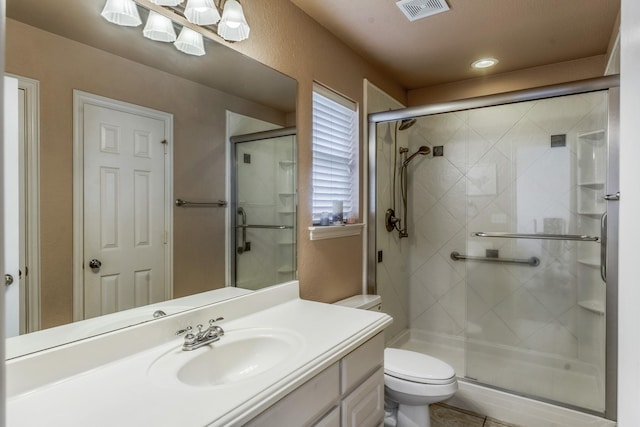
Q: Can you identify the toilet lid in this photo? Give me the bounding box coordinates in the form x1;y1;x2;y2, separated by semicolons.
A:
384;348;456;385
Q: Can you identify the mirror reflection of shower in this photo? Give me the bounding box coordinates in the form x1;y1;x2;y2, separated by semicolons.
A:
385;118;430;238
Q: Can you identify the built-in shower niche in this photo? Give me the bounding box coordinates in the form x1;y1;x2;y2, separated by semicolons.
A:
276;150;297;281
575;128;607;371
577;130;607;216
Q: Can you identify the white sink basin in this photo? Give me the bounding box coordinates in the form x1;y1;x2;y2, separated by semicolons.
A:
148;328;304;388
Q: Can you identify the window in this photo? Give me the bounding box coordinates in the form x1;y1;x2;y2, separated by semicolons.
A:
311;83;358;224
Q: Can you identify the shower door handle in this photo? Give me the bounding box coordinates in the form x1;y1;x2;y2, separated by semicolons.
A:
600;212;607;283
237;207;250;254
604;192;620;201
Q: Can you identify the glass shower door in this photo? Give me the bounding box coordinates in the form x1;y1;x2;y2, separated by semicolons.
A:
463;90;611;413
232;132;296;290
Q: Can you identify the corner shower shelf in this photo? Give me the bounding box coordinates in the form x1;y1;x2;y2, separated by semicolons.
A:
578;258;600;268
577;211;605;218
579;129;606;140
578;300;605;315
578;182;605;189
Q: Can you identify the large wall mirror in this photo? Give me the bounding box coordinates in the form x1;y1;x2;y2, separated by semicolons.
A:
4;0;297;358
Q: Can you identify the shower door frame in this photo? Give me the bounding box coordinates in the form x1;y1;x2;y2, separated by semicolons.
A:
229;126;297;289
367;75;620;420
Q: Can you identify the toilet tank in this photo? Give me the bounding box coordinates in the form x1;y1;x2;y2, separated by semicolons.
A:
333;294;382;311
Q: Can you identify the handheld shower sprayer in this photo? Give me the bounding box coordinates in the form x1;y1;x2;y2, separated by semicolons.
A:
386;145;431;238
401;146;431;167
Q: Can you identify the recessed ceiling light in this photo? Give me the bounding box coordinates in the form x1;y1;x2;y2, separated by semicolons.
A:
471;58;499;69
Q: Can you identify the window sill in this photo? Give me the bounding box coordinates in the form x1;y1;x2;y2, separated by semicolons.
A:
308;223;365;241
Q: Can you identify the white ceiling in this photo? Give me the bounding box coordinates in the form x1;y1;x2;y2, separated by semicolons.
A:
290;0;620;89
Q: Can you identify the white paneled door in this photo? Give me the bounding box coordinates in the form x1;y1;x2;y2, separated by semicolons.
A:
4;76;20;337
82;103;168;319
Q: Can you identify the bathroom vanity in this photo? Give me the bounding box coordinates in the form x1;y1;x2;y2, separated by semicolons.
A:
6;281;391;426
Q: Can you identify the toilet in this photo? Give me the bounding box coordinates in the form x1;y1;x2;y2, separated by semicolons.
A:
334;295;458;427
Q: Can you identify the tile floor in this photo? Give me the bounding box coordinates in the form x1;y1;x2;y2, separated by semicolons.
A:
431;403;520;427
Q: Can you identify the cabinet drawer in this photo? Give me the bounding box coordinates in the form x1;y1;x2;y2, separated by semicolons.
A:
246;363;339;427
341;366;385;427
340;333;384;394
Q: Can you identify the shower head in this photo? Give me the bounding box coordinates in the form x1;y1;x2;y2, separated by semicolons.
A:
402;145;431;167
398;118;417;131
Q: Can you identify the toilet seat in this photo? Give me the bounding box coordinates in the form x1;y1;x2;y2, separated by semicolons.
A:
384;348;456;385
384;372;458;401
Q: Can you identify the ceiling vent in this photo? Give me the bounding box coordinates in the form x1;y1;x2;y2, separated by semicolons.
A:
396;0;450;21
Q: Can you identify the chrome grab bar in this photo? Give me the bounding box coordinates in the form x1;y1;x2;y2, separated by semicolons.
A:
237;207;249;254
473;232;599;242
450;251;540;267
175;198;227;207
236;224;293;230
600;212;607;282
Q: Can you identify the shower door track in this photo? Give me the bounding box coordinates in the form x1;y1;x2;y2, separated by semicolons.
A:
367;75;620;421
458;377;607;419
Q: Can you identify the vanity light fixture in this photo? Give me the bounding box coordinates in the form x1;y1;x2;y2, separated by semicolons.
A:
143;11;177;42
101;0;142;26
174;27;206;56
184;0;221;25
101;0;251;58
217;0;250;41
150;0;184;5
471;57;499;69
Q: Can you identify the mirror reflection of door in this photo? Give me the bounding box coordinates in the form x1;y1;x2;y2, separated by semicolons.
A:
3;74;41;336
229;115;296;290
4;75;21;337
74;92;173;320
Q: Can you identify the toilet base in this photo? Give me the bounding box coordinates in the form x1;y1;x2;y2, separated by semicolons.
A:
397;403;431;427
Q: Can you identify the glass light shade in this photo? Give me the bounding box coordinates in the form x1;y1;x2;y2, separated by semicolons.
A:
143;11;177;42
217;0;250;42
174;27;206;56
184;0;221;25
149;0;184;5
101;0;142;27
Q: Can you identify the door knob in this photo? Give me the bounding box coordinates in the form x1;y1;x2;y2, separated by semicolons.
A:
5;274;14;286
88;259;102;272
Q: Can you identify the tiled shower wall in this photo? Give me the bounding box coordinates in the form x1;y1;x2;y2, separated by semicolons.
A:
386;91;608;365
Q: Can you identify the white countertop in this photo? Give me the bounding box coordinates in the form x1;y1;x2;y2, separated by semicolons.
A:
7;282;391;426
6;287;253;359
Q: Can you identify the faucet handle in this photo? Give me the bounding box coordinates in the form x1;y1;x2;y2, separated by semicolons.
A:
176;325;192;336
208;318;225;337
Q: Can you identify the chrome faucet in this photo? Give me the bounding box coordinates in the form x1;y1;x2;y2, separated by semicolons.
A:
179;317;225;351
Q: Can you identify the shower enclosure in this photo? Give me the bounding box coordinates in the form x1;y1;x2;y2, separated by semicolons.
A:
230;127;297;290
369;76;619;419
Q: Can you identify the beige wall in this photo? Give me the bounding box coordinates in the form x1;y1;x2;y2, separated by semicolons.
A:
7;0;616;323
222;0;407;303
6;19;288;328
407;55;607;106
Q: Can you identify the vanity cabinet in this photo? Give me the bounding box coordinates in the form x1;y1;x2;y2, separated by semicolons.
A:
246;333;385;427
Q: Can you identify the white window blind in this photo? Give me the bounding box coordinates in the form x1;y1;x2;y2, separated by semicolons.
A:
312;84;358;222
